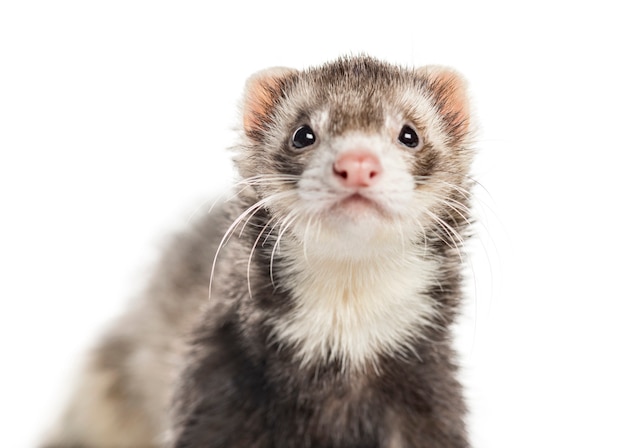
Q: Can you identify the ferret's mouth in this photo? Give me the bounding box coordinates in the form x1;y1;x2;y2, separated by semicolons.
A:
333;193;389;219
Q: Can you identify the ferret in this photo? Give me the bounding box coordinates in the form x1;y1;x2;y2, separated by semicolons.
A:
43;55;476;448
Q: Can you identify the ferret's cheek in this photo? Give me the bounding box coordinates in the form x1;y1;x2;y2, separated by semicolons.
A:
410;146;439;181
265;148;306;178
296;176;334;212
297;145;337;182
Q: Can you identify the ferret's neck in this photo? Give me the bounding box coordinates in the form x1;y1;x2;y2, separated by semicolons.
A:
269;235;440;371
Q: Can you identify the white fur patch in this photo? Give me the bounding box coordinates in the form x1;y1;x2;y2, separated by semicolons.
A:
269;235;439;371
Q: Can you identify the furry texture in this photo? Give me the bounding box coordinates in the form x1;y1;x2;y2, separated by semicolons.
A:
43;56;476;448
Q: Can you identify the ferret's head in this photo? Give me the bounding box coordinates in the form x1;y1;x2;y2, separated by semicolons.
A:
235;56;473;258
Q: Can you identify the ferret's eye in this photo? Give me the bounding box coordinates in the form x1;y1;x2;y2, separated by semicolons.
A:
398;125;420;149
292;125;316;149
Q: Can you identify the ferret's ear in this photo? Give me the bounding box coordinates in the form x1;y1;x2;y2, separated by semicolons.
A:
417;66;470;142
243;67;298;141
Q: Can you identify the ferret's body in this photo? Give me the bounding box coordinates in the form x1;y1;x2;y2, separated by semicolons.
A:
44;56;475;448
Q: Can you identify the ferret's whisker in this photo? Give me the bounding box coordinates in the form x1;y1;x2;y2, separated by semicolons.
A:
247;218;274;301
303;215;314;264
210;201;266;300
186;196;219;224
210;191;292;300
236;175;300;189
188;175;298;224
424;209;465;263
433;178;473;200
270;211;300;290
412;211;429;257
393;219;407;257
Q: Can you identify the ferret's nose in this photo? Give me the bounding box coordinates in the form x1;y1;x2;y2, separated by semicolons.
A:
333;150;382;188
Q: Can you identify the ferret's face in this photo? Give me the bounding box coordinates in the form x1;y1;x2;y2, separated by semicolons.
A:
236;57;473;257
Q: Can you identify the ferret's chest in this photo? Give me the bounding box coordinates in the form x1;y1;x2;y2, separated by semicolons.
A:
263;366;415;448
265;373;393;447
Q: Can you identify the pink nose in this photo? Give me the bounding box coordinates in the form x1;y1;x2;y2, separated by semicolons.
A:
333;150;382;188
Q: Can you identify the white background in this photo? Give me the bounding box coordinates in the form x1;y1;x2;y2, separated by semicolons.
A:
1;1;625;447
